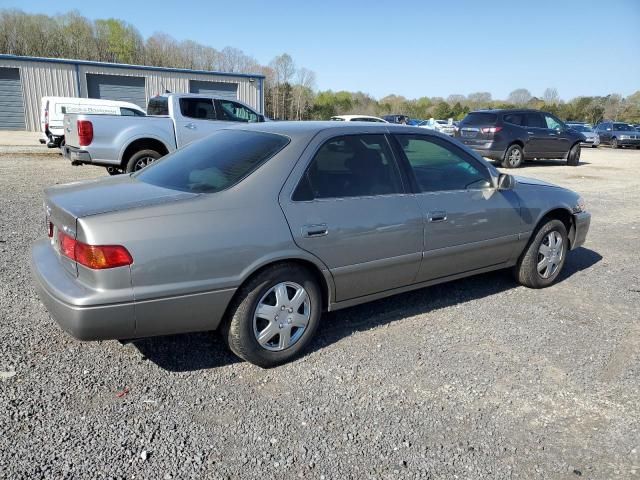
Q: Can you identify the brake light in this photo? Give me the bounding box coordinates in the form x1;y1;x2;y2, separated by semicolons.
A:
57;231;133;269
77;120;93;146
481;126;503;134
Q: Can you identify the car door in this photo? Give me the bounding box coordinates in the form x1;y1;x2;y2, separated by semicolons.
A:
174;97;225;147
524;112;551;155
392;133;523;282
279;132;423;301
543;113;571;156
599;122;613;143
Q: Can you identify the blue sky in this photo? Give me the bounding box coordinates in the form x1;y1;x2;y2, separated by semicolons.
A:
3;0;639;100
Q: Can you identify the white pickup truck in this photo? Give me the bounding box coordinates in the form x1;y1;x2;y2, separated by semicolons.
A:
63;93;265;174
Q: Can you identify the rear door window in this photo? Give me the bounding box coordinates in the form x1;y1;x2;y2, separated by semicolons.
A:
526;113;546;128
179;98;217;120
293;135;404;200
503;113;524;126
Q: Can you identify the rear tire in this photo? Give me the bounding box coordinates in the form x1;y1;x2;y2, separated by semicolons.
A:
514;219;568;289
125;149;162;173
502;144;524;168
222;264;322;368
611;137;619;149
567;143;581;166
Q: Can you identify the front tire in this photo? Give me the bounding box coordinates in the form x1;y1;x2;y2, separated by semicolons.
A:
611;137;619;149
514;219;568;289
567;143;581;166
125;149;162;173
502;144;524;168
222;264;322;368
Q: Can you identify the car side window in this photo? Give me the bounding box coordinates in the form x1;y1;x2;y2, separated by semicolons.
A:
217;100;258;122
526;113;546;128
293;134;404;200
503;113;524;126
394;135;491;192
120;107;144;116
544;114;563;130
179;98;216;120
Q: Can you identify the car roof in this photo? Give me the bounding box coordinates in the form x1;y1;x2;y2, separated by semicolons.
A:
226;121;440;136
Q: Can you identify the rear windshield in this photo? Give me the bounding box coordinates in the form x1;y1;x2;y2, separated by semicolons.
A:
134;130;290;193
147;96;169;116
462;112;498;125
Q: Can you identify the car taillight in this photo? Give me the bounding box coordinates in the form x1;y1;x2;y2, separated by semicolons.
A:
77;120;93;146
58;231;133;269
481;126;503;134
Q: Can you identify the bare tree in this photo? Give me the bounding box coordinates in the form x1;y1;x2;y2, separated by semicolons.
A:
447;94;466;104
543;87;560;105
294;67;316;120
507;88;533;105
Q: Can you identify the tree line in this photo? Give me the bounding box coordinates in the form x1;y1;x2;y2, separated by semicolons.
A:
1;9;638;124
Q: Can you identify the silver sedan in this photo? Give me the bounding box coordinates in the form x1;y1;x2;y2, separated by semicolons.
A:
32;123;591;367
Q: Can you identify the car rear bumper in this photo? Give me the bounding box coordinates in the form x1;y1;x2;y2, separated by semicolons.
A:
571;212;591;250
63;145;92;165
458;140;505;159
31;239;135;340
31;238;237;341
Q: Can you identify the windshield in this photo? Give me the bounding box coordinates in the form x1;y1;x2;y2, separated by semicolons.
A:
134;130;289;193
462;112;498;126
613;123;634;131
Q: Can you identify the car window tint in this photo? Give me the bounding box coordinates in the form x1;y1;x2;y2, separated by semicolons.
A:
179;98;216;120
394;134;491;192
218;100;258;122
120;107;144;116
294;134;403;200
147;96;168;115
545;115;563;130
503;113;524;126
461;112;497;125
135;130;289;193
526;113;546;128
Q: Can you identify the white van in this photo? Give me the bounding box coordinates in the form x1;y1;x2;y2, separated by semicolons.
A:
40;97;146;148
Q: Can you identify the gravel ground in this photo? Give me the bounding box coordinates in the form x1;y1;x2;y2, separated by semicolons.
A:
1;147;639;479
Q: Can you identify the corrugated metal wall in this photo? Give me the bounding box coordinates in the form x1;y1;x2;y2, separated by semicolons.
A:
0;57;262;131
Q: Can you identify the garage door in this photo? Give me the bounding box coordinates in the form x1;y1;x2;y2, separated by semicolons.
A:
0;68;26;130
86;74;146;108
189;80;238;100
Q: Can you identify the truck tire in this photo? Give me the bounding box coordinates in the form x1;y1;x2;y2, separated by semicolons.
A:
125;149;162;173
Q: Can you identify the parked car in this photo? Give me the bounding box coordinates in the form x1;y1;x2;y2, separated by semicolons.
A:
32;122;590;367
594;121;640;149
62;93;265;174
566;123;600;148
418;118;456;136
382;114;410;124
40;97;145;148
330;115;388;123
455;109;585;168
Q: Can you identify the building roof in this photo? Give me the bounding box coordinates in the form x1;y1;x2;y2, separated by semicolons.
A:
0;54;264;79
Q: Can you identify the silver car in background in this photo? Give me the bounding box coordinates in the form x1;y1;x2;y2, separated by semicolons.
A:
31;123;591;367
567;123;600;148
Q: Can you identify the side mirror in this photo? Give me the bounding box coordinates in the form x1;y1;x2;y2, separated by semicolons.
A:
497;173;516;191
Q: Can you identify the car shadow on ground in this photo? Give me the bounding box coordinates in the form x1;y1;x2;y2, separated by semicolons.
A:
133;247;601;372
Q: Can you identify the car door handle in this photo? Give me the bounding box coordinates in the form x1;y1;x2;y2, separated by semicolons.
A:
428;211;447;222
302;224;328;237
527;131;535;135
184;123;196;129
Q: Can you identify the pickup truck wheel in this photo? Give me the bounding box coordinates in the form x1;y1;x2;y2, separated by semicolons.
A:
514;219;568;289
567;143;581;166
222;263;322;368
502;144;524;168
125;149;162;173
611;138;619;149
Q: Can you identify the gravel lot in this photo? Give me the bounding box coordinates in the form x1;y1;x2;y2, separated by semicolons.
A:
1;145;639;479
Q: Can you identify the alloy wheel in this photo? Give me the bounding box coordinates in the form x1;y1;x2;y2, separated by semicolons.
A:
253;282;311;351
507;148;522;167
134;156;156;170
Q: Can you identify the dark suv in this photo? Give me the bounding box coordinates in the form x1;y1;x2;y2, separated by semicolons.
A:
455;109;585;168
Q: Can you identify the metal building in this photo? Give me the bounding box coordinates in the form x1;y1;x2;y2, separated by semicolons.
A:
0;54;265;131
